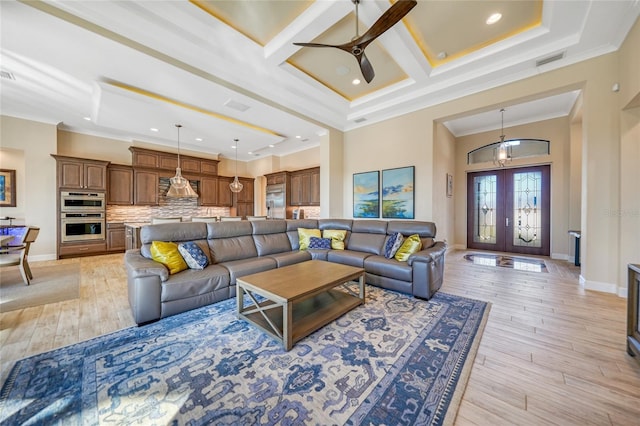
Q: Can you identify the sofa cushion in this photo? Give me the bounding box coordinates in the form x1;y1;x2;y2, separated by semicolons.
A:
208;235;258;263
266;250;312;268
220;257;277;285
178;242;209;270
384;232;404;259
150;241;188;275
298;228;321;250
347;233;386;255
322;229;347;250
253;233;292;256
327;250;372;268
394;234;423;262
308;236;332;249
161;264;230;302
364;255;413;282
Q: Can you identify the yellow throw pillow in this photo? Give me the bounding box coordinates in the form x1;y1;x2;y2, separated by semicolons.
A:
298;228;321;251
323;229;347;250
150;241;188;275
394;234;423;262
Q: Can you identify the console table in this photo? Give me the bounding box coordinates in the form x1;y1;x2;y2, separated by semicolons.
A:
568;230;581;266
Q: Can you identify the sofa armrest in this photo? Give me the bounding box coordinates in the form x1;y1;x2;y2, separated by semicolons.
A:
125;250;166;325
125;249;169;282
407;241;447;299
407;241;447;266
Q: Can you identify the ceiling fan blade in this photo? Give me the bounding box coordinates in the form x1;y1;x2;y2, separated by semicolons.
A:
357;51;375;83
293;42;340;49
354;0;417;49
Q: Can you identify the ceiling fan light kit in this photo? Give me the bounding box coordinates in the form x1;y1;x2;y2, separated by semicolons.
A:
294;0;417;84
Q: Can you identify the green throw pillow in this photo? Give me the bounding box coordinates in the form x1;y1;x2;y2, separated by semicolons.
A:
322;229;347;250
298;228;321;251
150;241;188;274
394;234;423;262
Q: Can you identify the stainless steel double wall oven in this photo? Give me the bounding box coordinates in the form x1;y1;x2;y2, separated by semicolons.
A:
60;191;105;242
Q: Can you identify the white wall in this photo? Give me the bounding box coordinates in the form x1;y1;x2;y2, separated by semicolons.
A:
0;116;58;260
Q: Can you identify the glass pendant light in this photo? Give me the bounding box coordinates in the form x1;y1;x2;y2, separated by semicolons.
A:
229;138;243;193
167;124;199;198
493;108;512;167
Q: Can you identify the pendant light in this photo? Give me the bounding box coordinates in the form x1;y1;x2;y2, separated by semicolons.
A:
229;138;244;193
167;124;199;198
493;108;512;167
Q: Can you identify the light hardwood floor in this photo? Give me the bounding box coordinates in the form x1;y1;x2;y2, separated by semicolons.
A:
1;251;639;424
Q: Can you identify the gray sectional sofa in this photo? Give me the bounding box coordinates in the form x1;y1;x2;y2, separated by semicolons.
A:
125;219;447;325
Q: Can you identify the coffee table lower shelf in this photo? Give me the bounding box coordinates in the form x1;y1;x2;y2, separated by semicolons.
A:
238;288;363;349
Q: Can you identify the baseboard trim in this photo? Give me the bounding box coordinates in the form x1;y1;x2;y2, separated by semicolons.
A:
580;275;618;294
618;287;628;298
551;253;570;261
30;254;58;262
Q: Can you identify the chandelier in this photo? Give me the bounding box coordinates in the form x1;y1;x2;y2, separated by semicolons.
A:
493;108;512;167
229;138;243;193
167;124;198;198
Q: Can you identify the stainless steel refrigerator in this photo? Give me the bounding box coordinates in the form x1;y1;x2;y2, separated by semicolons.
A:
266;184;286;219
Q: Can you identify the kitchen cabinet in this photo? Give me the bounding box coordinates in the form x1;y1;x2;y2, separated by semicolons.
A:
235;177;254;218
59;242;107;258
52;155;108;191
134;170;159;205
130;147;218;175
107;165;134;205
289;167;320;206
200;176;233;207
266;171;287;185
106;223;126;252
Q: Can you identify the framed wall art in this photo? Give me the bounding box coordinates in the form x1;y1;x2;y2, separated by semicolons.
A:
0;169;16;207
447;173;453;198
353;171;380;218
382;166;414;219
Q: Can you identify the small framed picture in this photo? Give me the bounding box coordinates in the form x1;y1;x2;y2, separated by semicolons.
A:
446;173;453;198
0;169;16;207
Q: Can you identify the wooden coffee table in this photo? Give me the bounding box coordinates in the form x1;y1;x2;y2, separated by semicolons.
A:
236;260;365;350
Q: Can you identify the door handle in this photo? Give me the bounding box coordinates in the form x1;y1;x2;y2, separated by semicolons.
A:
506;217;509;227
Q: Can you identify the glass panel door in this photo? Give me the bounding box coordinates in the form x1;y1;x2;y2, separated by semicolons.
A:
467;165;550;256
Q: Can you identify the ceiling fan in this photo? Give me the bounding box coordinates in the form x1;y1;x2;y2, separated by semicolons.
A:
294;0;417;84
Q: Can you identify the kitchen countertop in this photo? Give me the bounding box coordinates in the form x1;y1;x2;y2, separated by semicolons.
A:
124;222;151;228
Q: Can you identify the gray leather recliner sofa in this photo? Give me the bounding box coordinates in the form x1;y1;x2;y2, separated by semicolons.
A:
125;219;447;325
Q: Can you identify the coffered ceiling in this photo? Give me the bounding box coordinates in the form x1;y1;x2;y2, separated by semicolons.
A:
1;1;638;161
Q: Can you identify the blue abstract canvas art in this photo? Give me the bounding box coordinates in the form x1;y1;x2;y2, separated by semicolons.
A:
382;166;414;219
353;171;380;218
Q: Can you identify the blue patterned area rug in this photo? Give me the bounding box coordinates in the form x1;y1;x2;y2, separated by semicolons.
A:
0;286;489;425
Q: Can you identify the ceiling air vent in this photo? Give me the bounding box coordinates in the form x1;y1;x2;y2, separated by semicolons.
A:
0;70;16;80
536;52;565;67
354;117;367;123
224;99;250;112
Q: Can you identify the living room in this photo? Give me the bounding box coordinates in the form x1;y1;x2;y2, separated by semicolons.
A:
1;0;639;424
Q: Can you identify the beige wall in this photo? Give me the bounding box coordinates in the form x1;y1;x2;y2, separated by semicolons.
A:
0;116;58;260
453;117;571;258
433;123;456;245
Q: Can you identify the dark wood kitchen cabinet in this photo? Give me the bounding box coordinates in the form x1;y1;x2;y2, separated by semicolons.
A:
235;177;254;218
289;167;320;206
200;176;233;207
106;223;126;252
52;155;108;191
134;170;159;205
107;165;134;205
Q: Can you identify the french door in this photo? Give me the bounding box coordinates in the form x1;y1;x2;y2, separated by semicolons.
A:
467;165;550;256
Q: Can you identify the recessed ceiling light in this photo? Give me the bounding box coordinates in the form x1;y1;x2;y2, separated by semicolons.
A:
83;116;91;121
248;151;253;155
195;137;203;142
295;135;301;139
486;13;502;25
150;128;158;132
231;145;236;149
269;144;275;148
352;78;361;85
437;51;448;60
